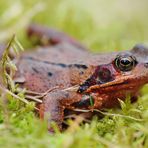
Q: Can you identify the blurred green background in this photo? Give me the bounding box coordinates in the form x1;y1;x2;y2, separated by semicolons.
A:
0;0;148;51
0;0;148;147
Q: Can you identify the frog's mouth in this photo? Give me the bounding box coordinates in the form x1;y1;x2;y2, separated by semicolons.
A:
84;79;129;93
84;72;148;93
64;72;147;94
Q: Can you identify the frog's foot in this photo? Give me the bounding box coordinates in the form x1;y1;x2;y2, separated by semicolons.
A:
27;24;86;50
40;90;82;132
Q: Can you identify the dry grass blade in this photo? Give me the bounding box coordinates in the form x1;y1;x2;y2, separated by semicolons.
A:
72;108;144;121
0;85;29;104
63;85;79;92
1;35;16;89
0;35;37;108
25;95;42;103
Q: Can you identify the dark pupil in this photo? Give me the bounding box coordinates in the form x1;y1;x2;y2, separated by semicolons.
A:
120;58;131;66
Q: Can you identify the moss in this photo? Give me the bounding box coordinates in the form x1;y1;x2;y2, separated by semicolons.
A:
0;0;148;147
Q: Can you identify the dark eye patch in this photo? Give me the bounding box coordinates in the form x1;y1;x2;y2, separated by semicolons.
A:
98;67;112;83
78;64;115;93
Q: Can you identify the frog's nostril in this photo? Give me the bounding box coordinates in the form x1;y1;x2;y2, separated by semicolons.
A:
144;63;148;68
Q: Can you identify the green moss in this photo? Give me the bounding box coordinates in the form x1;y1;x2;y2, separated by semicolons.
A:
0;0;148;147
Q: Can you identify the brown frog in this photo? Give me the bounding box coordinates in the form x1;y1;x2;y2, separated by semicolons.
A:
7;24;148;131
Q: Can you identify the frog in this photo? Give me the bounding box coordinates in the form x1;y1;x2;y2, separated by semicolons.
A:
5;24;148;131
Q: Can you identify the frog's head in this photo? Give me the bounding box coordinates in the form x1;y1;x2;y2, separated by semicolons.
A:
78;44;148;101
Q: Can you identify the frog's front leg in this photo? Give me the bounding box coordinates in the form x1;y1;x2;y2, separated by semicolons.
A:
27;24;86;49
40;90;82;132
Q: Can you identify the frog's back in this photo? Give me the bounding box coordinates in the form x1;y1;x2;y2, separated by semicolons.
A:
22;43;118;65
15;43;119;92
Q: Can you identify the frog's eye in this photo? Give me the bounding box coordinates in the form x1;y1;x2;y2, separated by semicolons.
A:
114;55;137;72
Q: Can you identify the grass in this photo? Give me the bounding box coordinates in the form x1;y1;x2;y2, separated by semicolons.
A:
0;0;148;147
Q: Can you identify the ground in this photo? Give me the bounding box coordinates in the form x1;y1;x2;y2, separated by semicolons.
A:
0;0;148;147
